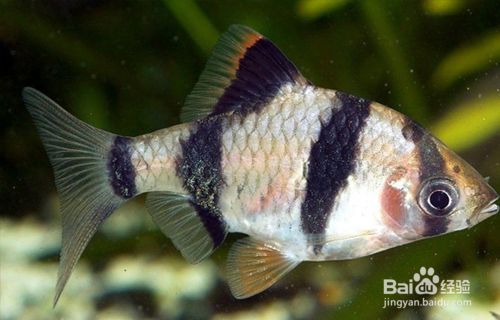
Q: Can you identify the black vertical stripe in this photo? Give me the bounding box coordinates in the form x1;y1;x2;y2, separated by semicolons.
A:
402;118;445;180
108;136;137;199
211;38;306;117
178;116;227;247
301;91;370;250
402;117;449;236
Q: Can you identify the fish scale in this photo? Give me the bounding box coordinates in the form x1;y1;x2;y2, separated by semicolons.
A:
23;24;498;303
220;85;336;240
131;125;189;194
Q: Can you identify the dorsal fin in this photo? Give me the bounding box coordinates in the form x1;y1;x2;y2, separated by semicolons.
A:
181;25;309;122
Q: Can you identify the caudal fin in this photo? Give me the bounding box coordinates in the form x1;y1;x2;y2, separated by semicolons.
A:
23;87;134;306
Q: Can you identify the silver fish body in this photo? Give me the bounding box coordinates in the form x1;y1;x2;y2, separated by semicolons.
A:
23;25;498;303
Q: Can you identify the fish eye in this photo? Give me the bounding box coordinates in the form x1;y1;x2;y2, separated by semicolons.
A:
428;190;451;210
418;178;459;217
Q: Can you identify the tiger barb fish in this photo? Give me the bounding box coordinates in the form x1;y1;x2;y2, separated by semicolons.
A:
23;25;498;304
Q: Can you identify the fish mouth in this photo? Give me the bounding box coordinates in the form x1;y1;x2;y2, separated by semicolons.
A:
468;194;499;227
478;181;499;216
480;197;499;215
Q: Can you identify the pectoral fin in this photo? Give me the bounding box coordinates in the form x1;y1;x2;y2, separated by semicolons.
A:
226;237;300;299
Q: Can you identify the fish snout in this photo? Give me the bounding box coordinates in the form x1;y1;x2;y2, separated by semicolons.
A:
470;181;499;225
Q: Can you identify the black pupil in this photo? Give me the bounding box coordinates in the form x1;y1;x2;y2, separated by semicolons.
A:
429;190;450;210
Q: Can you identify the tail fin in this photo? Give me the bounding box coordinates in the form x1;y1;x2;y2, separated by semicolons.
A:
23;87;131;306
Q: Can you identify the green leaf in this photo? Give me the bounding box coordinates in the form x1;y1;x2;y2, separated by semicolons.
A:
296;0;351;21
360;0;428;121
422;0;466;15
431;95;500;152
432;31;500;90
162;0;219;56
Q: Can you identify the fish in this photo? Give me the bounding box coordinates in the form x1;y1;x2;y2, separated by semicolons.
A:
23;25;498;305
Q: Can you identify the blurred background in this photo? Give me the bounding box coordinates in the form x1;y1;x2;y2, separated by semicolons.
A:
1;0;499;319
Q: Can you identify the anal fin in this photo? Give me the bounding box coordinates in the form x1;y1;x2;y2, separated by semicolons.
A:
226;237;300;299
146;192;227;264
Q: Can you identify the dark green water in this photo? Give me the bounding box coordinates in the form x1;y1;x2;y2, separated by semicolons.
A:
1;1;499;319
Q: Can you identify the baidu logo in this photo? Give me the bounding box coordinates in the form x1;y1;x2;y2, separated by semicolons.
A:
383;267;469;295
382;267;472;309
413;267;439;295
